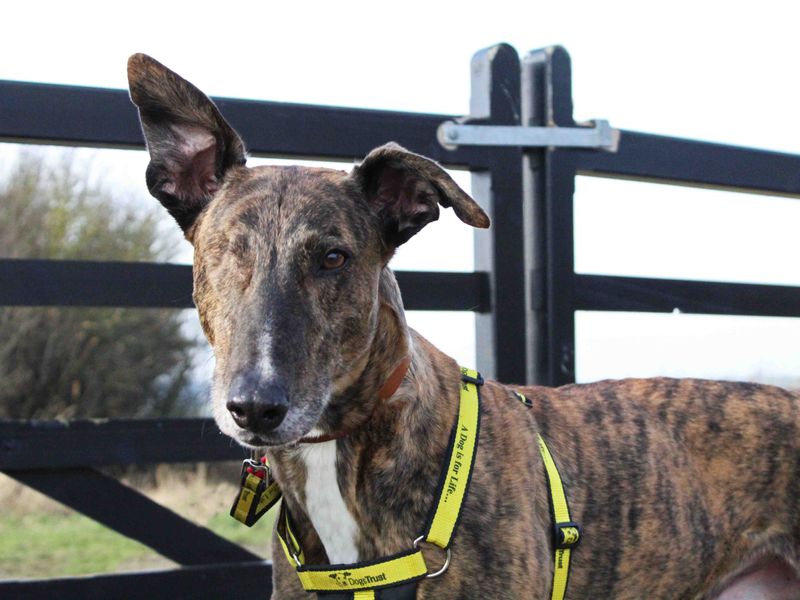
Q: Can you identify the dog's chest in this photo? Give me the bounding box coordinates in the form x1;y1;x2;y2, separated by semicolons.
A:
299;441;360;564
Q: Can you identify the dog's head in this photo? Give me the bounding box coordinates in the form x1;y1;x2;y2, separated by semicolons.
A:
127;54;489;447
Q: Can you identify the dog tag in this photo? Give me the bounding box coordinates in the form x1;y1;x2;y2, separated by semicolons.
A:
231;458;282;526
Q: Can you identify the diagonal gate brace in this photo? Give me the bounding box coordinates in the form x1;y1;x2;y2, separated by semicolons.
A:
438;120;619;152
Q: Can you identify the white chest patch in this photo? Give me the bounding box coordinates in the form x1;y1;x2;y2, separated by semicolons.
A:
300;440;360;564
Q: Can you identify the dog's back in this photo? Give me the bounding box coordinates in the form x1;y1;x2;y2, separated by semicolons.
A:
518;377;800;598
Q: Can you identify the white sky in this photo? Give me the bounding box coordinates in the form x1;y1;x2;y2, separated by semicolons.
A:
2;0;800;386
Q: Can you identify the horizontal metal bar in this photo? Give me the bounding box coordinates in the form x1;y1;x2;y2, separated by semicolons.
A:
0;259;194;308
0;79;488;167
0;561;272;600
575;274;800;317
0;259;490;312
396;270;491;312
0;418;245;469
3;467;260;565
438;120;618;151
576;130;800;196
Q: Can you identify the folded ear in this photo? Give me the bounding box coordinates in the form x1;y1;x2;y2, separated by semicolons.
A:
352;143;490;248
127;53;246;235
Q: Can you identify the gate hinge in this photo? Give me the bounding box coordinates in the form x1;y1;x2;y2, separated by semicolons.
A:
437;120;619;152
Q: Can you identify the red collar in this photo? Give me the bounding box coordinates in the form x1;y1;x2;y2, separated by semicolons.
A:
297;355;412;444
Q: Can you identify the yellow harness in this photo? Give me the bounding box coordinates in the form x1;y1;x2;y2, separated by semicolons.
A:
231;369;580;600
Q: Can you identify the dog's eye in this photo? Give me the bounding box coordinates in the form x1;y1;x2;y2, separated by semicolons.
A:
321;250;348;271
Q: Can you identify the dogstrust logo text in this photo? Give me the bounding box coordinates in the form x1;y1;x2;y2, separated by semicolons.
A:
328;571;388;588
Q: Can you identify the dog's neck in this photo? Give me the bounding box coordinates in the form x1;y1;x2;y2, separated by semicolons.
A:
318;266;414;435
266;267;461;565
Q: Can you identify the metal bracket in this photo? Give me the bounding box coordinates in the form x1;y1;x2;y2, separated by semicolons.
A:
437;120;619;152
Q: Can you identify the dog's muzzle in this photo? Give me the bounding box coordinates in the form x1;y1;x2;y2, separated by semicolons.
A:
226;371;289;434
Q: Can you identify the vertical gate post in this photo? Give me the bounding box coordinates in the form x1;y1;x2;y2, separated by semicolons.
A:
522;47;579;386
469;44;528;384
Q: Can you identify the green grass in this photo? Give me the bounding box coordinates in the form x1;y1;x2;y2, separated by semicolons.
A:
207;507;277;549
0;507;276;579
0;512;156;578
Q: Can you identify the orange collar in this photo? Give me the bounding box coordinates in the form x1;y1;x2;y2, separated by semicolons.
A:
297;355;412;444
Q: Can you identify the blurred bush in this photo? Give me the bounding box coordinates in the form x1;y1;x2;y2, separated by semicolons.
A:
0;151;200;419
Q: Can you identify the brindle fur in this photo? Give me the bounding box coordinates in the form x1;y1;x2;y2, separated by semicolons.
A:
128;54;800;599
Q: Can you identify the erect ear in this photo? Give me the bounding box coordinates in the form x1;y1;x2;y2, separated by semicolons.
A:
127;53;246;235
352;143;490;248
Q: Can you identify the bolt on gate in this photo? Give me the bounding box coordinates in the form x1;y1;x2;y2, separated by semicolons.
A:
1;43;800;598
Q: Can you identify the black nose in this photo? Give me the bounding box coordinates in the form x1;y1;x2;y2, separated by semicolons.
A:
227;372;289;433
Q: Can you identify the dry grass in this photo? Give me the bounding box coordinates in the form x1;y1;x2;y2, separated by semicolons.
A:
0;464;275;579
0;463;246;520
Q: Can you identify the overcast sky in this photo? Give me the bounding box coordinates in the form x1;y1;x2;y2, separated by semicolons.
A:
2;0;799;385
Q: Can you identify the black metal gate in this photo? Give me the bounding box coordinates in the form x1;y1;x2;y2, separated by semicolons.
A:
519;47;800;386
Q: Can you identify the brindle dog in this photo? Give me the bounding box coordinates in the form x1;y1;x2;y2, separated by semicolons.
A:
128;54;800;599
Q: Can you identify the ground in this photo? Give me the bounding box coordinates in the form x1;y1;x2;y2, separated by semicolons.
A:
0;464;275;579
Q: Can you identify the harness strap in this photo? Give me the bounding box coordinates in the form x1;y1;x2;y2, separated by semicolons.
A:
538;434;579;600
516;390;580;600
297;547;428;593
275;367;482;595
279;502;306;566
277;502;428;592
424;367;481;548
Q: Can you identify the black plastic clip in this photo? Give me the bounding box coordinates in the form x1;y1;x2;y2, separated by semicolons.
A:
460;371;484;386
514;391;533;407
554;521;581;549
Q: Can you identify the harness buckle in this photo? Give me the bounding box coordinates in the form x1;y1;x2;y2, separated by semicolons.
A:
290;550;302;568
554;521;581;550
